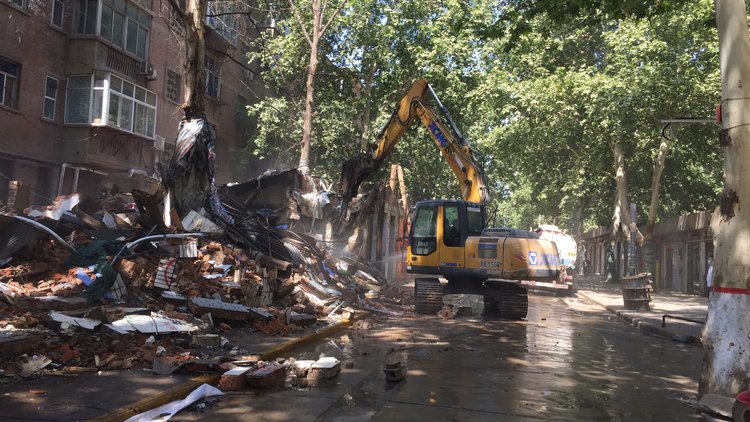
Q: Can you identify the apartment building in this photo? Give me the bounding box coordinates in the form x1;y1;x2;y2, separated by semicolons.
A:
0;0;267;209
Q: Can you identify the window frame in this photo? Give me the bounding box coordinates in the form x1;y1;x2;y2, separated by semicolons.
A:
7;0;27;11
206;0;238;46
43;76;59;121
205;55;220;99
0;57;20;110
443;204;460;247
75;0;151;60
165;69;181;104
64;72;157;138
410;205;438;256
51;0;64;28
65;74;93;123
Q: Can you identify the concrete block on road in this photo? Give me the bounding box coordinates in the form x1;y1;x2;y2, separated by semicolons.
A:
309;357;341;380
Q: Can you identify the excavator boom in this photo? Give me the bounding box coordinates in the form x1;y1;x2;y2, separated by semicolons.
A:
340;79;489;206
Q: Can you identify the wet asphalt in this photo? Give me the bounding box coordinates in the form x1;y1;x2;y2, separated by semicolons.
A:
173;294;703;421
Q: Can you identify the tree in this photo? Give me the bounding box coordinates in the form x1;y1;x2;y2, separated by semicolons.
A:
700;0;750;398
483;2;720;236
288;0;349;174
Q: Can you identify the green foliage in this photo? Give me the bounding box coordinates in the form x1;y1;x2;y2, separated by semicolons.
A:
241;0;722;235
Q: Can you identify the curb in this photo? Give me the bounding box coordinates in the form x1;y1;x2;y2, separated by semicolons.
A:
575;291;702;345
90;311;370;422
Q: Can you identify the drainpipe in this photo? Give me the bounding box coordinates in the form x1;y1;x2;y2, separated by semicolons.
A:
57;163;71;197
72;167;81;193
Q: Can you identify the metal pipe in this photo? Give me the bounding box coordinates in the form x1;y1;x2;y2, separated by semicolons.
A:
57;163;70;196
12;215;76;252
662;314;705;328
72;168;80;193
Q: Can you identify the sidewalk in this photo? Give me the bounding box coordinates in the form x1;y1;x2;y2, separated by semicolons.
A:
573;276;707;344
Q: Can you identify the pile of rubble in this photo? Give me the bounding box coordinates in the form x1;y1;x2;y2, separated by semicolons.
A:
0;176;396;383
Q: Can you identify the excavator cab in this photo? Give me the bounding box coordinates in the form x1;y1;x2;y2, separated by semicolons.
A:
407;200;484;274
406;199;561;318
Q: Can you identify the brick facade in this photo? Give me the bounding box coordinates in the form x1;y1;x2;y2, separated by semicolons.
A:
0;0;266;207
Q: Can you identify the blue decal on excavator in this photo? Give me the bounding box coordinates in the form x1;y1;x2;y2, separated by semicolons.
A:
429;122;449;148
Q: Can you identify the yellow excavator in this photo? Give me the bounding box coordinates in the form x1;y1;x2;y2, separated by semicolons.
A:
340;79;561;319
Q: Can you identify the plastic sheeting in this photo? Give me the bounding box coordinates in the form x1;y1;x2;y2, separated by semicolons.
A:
165;114;234;225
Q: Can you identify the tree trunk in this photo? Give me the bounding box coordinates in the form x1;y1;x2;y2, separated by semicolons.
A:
297;0;322;175
612;142;628;240
699;0;750;398
183;0;208;115
644;132;672;240
640;133;673;277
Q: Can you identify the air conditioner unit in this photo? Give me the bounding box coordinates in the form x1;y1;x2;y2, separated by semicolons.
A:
138;61;157;80
154;135;165;151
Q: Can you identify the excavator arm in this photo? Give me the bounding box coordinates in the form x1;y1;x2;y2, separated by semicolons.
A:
340;79;489;206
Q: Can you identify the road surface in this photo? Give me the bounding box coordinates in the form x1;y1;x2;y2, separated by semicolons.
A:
175;294;703;421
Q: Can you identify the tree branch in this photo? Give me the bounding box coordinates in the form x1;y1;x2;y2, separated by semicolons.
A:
288;0;312;47
166;0;184;17
321;0;347;35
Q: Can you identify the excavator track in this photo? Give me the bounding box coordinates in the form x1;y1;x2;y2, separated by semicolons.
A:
483;281;528;320
414;278;444;315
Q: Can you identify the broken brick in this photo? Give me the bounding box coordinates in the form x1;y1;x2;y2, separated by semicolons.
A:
245;364;286;389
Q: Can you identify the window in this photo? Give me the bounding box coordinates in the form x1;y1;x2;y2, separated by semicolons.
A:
236;94;246;118
206;0;238;45
205;55;220;99
65;72;156;138
8;0;27;10
467;206;484;235
0;57;20;109
166;69;181;103
108;74;156;137
443;204;460;247
51;0;64;28
43;76;58;120
76;0;98;34
411;205;437;256
76;0;150;60
65;75;91;122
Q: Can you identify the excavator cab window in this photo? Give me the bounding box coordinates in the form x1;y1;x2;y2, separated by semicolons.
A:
411;205;437;255
467;205;484;235
444;204;460;247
